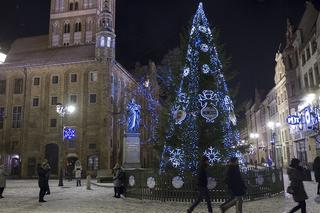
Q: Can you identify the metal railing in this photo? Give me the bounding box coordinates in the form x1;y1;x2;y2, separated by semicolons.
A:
124;167;284;203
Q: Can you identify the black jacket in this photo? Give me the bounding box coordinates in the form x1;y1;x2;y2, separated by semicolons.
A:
38;167;49;189
198;164;208;187
225;164;246;196
313;157;320;182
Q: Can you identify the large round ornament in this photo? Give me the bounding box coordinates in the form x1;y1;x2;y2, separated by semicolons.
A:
201;105;219;123
174;109;187;125
172;176;184;189
147;177;156;189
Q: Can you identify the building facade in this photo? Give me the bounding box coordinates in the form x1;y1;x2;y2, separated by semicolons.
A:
244;2;320;167
0;0;152;177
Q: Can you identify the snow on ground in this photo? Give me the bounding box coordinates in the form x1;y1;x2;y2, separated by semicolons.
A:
0;174;320;213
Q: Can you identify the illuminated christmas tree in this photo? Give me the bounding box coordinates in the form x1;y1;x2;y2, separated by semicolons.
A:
160;2;240;175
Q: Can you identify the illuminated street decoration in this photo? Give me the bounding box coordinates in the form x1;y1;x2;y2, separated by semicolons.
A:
127;98;141;133
287;115;300;125
63;127;76;140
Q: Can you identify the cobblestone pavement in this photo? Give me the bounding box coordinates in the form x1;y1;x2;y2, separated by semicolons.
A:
0;174;320;213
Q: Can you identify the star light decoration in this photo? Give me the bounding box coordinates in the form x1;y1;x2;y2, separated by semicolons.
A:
169;148;184;168
63;127;76;140
203;146;221;165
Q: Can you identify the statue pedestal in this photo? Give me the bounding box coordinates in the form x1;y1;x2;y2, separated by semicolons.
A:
123;133;141;168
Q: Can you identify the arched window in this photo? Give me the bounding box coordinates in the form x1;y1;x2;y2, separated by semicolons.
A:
69;2;74;11
86;18;92;31
75;1;79;10
64;22;70;33
75;22;81;32
87;155;99;170
55;0;64;12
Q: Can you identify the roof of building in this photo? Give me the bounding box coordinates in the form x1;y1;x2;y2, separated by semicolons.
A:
0;35;96;68
298;2;319;44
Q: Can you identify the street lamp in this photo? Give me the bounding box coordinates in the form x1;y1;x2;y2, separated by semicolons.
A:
267;121;281;168
56;103;75;187
250;133;259;164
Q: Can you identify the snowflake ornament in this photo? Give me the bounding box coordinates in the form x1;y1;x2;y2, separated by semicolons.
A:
202;64;210;74
63;127;76;140
169;148;184;168
203;147;221;165
201;44;209;52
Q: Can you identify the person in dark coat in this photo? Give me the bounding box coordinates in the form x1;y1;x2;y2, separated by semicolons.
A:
288;158;308;213
187;156;213;213
313;156;320;195
0;164;8;199
220;157;246;213
38;161;50;202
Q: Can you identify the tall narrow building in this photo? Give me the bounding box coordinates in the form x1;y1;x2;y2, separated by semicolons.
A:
0;0;142;178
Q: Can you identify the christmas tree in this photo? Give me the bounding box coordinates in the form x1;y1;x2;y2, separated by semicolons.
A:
160;2;240;175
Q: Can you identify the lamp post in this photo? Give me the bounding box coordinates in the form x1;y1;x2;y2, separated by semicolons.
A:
250;133;259;164
56;103;75;187
267;121;281;168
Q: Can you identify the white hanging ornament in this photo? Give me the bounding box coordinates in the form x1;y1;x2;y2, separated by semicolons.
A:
183;67;190;77
172;176;184;189
129;176;135;187
198;90;219;123
147;177;156;189
199;25;207;33
202;64;210;74
173;109;187;125
200;44;209;52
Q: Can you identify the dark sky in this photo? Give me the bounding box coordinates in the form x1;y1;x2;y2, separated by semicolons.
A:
0;0;311;102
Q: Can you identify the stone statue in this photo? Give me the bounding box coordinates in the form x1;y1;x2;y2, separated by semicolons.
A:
127;98;141;133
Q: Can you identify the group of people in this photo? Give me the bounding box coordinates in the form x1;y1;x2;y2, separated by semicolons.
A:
187;156;246;213
187;156;320;213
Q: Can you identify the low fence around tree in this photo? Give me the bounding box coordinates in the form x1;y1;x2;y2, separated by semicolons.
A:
124;167;284;203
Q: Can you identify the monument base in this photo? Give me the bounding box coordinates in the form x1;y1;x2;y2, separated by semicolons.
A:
123;132;141;169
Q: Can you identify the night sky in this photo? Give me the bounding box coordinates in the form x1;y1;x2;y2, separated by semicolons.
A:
0;0;311;102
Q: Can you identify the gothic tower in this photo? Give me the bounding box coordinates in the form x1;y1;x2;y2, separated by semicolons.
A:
48;0;116;56
95;0;116;61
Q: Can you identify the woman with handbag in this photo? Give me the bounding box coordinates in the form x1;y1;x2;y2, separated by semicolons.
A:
287;158;308;213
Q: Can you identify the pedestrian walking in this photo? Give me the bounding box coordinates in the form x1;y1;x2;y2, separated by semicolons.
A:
113;163;123;198
220;157;246;213
288;158;308;213
0;164;8;199
38;160;50;202
313;156;320;195
187;156;213;213
42;160;51;195
74;160;82;187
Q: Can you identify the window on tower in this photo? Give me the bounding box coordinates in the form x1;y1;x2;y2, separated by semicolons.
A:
100;37;105;47
107;37;112;47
